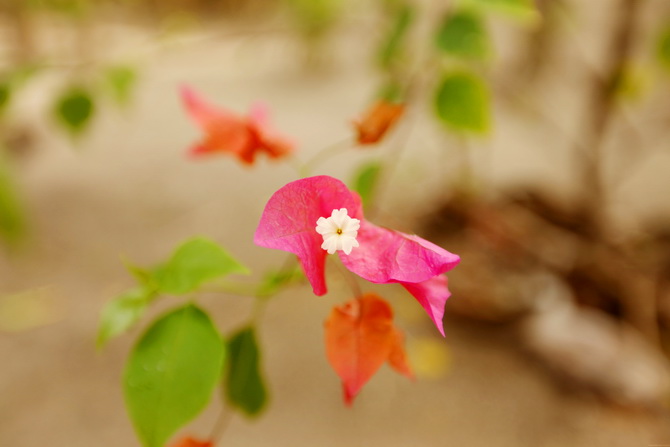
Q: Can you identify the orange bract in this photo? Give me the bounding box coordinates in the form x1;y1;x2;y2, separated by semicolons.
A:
324;293;413;405
180;86;294;165
171;436;213;447
353;100;405;145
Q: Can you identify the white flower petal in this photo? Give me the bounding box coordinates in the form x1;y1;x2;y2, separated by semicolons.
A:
315;208;360;255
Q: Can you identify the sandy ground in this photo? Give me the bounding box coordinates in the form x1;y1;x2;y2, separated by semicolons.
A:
2;4;670;446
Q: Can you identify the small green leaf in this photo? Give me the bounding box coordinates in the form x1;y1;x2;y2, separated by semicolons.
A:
352;162;381;209
150;237;249;295
435;9;490;60
124;305;225;447
97;287;152;348
53;86;95;135
104;65;137;106
434;71;490;134
377;81;405;103
123;261;155;286
0;158;26;245
0;83;11;116
225;326;268;417
464;0;538;24
377;4;415;69
286;0;342;36
656;25;670;72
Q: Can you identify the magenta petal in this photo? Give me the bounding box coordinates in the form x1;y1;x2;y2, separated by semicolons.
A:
402;275;451;337
339;221;460;284
254;176;362;295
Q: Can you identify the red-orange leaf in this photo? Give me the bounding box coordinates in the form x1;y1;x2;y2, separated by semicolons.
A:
324;293;413;405
171;436;213;447
388;328;414;379
353;100;405;145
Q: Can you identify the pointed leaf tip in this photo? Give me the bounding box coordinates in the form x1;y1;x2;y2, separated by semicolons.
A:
224;326;268;417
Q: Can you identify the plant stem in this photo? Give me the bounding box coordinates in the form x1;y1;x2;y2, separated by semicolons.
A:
577;0;641;227
300;136;353;176
333;258;362;298
209;404;234;446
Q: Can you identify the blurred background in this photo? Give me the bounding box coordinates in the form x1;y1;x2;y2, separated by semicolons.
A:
2;0;670;446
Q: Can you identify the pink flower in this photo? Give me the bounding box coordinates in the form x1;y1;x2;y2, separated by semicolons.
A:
254;175;460;336
180;85;294;165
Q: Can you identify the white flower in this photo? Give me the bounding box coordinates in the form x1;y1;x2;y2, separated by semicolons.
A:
315;208;361;255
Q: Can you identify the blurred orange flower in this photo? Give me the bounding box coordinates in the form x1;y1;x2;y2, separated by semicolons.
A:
171;436;212;447
353;100;405;145
180;85;294;165
324;293;413;405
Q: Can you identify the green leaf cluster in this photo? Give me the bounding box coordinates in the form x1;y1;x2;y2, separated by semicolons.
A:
100;237;273;445
97;237;248;347
149;237;249;295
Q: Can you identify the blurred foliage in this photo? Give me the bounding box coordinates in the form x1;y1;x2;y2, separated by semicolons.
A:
256;265;304;297
103;65;138;106
461;0;539;24
52;86;95;136
97;287;153;348
284;0;342;37
434;71;490;134
377;2;415;71
352;162;381;209
656;23;670;73
224;326;268;417
0;157;27;245
0;83;10;117
435;8;491;61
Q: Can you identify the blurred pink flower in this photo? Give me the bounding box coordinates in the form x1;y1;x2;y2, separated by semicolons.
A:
254;175;460;335
180;85;294;165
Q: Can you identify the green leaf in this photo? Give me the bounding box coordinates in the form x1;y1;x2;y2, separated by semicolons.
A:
286;0;342;36
97;287;152;349
104;65;137;106
0;82;11;116
435;9;490;60
377;4;415;69
377;81;405;103
434;71;490;134
352;162;381;209
0;158;26;245
150;237;249;295
656;24;670;72
124;305;225;447
53;86;95;135
225;326;268;417
464;0;538;24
